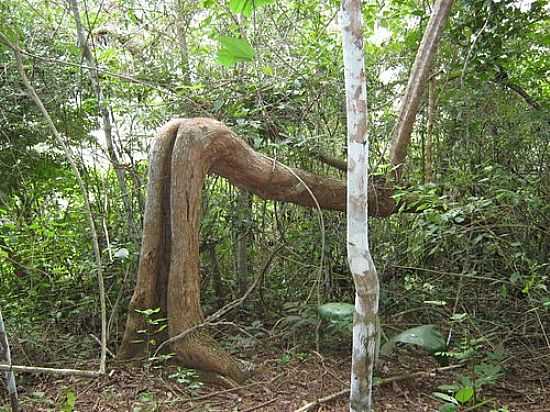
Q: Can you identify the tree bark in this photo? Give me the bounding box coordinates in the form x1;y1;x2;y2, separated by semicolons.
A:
174;0;194;83
234;189;253;298
425;75;437;182
340;1;379;411
0;309;19;412
388;0;454;181
118;118;395;381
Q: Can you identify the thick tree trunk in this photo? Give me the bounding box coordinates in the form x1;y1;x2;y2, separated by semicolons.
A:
118;118;395;381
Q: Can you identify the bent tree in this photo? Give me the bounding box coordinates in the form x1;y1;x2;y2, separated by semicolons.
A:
118;0;455;394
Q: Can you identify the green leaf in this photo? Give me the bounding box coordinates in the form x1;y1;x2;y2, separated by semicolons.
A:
381;324;446;356
432;392;459;405
438;404;458;412
229;0;274;16
216;36;255;67
62;390;77;412
455;386;474;404
318;302;354;321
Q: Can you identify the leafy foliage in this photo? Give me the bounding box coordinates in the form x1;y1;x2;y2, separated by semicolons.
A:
0;0;547;408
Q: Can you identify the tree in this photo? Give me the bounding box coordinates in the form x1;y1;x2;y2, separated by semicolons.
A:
340;1;378;410
118;2;454;391
117;118;395;380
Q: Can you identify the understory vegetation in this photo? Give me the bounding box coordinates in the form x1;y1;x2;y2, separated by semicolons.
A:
0;0;548;410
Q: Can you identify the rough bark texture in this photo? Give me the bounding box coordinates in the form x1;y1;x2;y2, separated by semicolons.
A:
118;118;395;381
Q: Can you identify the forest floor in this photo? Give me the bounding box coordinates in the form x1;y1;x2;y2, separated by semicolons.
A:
2;335;549;412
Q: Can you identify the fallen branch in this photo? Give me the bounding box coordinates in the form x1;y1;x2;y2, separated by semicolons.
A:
241;399;277;412
0;364;100;378
293;364;463;412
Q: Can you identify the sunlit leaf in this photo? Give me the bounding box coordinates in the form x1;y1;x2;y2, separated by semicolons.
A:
229;0;275;17
381;324;446;356
432;392;459;404
216;36;255;67
318;302;354;321
454;386;474;404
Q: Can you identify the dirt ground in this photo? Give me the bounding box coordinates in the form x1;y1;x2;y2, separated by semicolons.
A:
2;341;549;412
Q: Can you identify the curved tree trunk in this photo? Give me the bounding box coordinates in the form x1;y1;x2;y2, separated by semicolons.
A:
118;118;395;381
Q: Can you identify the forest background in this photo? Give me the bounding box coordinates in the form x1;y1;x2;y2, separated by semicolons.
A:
0;0;548;410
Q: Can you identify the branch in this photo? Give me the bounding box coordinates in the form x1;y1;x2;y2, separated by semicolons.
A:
0;364;100;378
68;0;139;241
501;80;542;111
158;119;396;217
313;151;347;172
388;0;454;180
294;364;464;412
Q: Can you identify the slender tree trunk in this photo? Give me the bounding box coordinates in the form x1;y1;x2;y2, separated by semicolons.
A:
340;2;379;411
0;310;19;412
174;0;193;83
389;0;454;181
425;76;437;182
234;189;253;298
205;243;225;308
68;0;139;241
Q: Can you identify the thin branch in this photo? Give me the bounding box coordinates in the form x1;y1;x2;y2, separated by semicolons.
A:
500;79;543;111
460;9;491;87
313;151;347;172
68;0;139;241
0;364;100;378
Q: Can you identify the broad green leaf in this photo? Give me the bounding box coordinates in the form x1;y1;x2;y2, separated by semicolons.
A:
318;302;354;321
432;392;459;404
229;0;275;17
216;36;255;67
381;324;446;356
455;386;474;404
